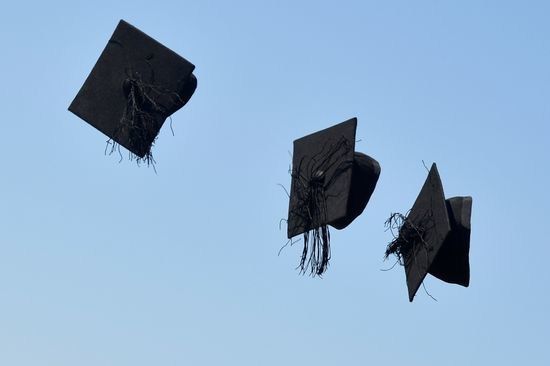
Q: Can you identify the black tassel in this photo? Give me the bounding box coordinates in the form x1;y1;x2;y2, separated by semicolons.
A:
106;66;183;169
384;212;428;266
298;175;331;276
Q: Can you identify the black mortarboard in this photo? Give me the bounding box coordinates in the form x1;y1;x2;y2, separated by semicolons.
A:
385;163;472;301
69;19;197;164
286;118;380;276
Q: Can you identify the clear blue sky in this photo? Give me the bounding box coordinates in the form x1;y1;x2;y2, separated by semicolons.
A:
1;1;549;365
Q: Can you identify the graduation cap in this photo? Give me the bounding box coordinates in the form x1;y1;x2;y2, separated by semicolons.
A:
68;19;197;165
384;163;472;302
286;118;380;276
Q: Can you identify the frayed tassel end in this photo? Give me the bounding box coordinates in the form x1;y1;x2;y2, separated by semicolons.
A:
105;138;158;172
299;225;331;276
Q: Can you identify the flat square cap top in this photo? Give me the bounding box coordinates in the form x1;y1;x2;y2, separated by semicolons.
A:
404;163;451;301
68;19;196;157
287;118;357;238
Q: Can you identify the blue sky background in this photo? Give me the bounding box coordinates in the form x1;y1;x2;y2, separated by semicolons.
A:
1;1;549;365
